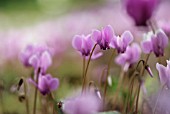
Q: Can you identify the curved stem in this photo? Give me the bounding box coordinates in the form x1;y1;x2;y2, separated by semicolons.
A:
103;49;115;108
22;77;30;114
135;53;151;114
82;44;97;93
123;59;145;113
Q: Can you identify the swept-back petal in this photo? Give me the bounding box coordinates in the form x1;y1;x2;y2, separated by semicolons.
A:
156;29;168;48
103;25;114;43
29;55;39;69
92;29;102;43
156;63;168;85
72;35;82;51
122;31;134;47
40;51;52;72
85;34;94;50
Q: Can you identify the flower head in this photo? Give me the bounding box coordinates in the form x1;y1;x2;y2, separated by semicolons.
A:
115;43;141;71
141;29;168;57
92;25;114;50
20;44;52;74
156;60;170;88
63;92;101;114
124;0;158;26
72;34;94;56
110;31;134;53
29;74;59;95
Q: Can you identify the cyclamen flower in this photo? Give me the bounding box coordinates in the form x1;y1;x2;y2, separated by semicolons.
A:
124;0;158;26
110;31;134;53
141;29;168;57
72;34;94;56
156;60;170;88
20;44;52;74
29;74;59;95
63;93;101;114
92;25;114;50
115;43;141;71
158;21;170;37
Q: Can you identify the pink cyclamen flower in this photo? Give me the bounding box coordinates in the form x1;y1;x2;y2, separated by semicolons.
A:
115;43;141;71
92;25;114;50
158;21;170;37
141;29;168;57
72;34;94;56
29;74;59;95
156;60;170;88
110;31;134;53
20;44;52;74
63;93;101;114
124;0;158;26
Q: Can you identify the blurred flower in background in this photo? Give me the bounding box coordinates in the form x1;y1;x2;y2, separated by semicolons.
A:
124;0;159;26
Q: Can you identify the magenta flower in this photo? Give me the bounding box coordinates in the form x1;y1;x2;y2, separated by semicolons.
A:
141;29;168;57
156;60;170;88
110;31;134;53
63;93;101;114
72;34;94;56
20;44;52;73
115;43;141;71
92;25;114;50
124;0;158;26
29;74;59;95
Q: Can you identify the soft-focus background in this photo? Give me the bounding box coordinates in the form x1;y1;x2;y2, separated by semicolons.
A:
0;0;170;113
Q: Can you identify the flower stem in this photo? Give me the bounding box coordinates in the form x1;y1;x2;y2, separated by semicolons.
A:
82;56;86;83
49;92;56;114
112;69;125;110
124;75;136;113
22;77;30;114
124;60;144;113
103;49;115;109
135;53;150;114
33;68;41;114
82;44;97;93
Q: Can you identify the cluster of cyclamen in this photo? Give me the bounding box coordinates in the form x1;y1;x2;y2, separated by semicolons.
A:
70;24;169;113
20;44;59;95
72;25;141;71
73;25;169;70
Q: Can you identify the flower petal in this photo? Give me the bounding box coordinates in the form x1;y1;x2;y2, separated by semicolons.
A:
72;35;82;51
29;55;39;69
92;29;102;43
85;34;94;51
38;76;48;92
40;51;52;73
109;36;117;49
49;78;59;91
122;31;134;47
156;29;168;48
115;53;128;67
130;43;141;63
141;40;153;53
156;63;168;85
103;25;114;43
